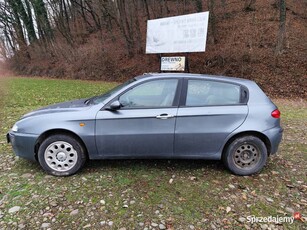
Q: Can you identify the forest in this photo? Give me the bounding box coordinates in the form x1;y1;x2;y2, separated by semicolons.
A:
0;0;306;98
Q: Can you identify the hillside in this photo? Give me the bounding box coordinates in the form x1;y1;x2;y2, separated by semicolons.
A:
1;0;307;98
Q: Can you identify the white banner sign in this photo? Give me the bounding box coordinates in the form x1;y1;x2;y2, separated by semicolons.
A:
161;56;186;71
146;12;209;54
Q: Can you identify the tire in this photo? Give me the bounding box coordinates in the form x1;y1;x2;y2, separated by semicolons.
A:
223;136;268;176
38;134;87;176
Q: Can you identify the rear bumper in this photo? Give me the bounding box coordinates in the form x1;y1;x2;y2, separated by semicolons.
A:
7;132;38;161
263;126;283;155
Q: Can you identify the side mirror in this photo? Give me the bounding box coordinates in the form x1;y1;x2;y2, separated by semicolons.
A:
108;100;121;111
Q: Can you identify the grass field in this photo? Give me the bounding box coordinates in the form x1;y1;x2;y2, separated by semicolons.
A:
0;77;306;229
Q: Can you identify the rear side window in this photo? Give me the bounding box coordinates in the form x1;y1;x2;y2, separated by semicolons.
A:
186;80;241;106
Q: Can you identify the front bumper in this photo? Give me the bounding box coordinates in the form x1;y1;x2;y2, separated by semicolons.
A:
7;132;38;161
263;126;283;155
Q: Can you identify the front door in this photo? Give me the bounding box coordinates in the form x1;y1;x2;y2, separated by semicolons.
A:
95;79;180;158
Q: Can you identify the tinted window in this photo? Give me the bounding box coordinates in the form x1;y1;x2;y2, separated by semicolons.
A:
186;80;241;106
119;79;178;108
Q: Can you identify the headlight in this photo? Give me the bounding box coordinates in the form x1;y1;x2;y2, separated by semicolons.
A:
11;124;18;132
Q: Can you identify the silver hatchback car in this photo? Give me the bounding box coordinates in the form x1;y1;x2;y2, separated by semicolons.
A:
7;73;283;176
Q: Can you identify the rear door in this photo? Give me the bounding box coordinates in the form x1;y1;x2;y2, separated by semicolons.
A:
174;79;248;158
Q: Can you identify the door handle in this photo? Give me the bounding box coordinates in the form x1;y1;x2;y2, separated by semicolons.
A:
156;114;174;119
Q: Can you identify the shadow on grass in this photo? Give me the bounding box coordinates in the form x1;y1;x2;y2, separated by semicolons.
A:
11;155;228;177
83;159;227;175
14;154;276;177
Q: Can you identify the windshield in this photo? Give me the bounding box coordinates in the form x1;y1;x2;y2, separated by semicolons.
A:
91;79;135;104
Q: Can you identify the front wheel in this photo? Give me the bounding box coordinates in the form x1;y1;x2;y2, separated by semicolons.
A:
38;134;87;176
223;136;268;176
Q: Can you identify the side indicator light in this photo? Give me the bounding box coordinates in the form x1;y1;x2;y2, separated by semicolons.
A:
79;123;85;127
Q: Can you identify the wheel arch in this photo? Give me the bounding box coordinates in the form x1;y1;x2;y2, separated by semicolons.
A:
34;129;89;161
222;131;272;157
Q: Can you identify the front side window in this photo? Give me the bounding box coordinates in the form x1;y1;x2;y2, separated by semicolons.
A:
119;79;178;108
186;80;241;106
92;79;135;104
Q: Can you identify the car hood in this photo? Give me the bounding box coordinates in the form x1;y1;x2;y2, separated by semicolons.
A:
21;99;91;119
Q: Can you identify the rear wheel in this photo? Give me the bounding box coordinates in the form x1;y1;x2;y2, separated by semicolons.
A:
38;134;86;176
223;136;267;176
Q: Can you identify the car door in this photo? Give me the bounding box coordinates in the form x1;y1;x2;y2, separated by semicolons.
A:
174;79;248;158
95;78;181;158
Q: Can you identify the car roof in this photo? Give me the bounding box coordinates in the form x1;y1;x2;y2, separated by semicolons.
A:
135;73;255;86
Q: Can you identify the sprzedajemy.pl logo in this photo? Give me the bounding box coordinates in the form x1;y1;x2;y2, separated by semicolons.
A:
247;212;303;224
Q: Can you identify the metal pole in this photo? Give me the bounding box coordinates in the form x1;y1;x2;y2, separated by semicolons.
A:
186;53;190;73
159;54;162;73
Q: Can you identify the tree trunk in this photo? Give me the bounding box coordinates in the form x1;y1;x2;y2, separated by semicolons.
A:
31;0;54;41
115;0;134;56
143;0;151;20
22;0;37;43
208;0;217;44
132;0;143;54
7;0;28;51
275;0;286;55
195;0;203;12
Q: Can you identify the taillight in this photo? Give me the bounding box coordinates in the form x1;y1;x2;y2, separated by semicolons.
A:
271;109;281;118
